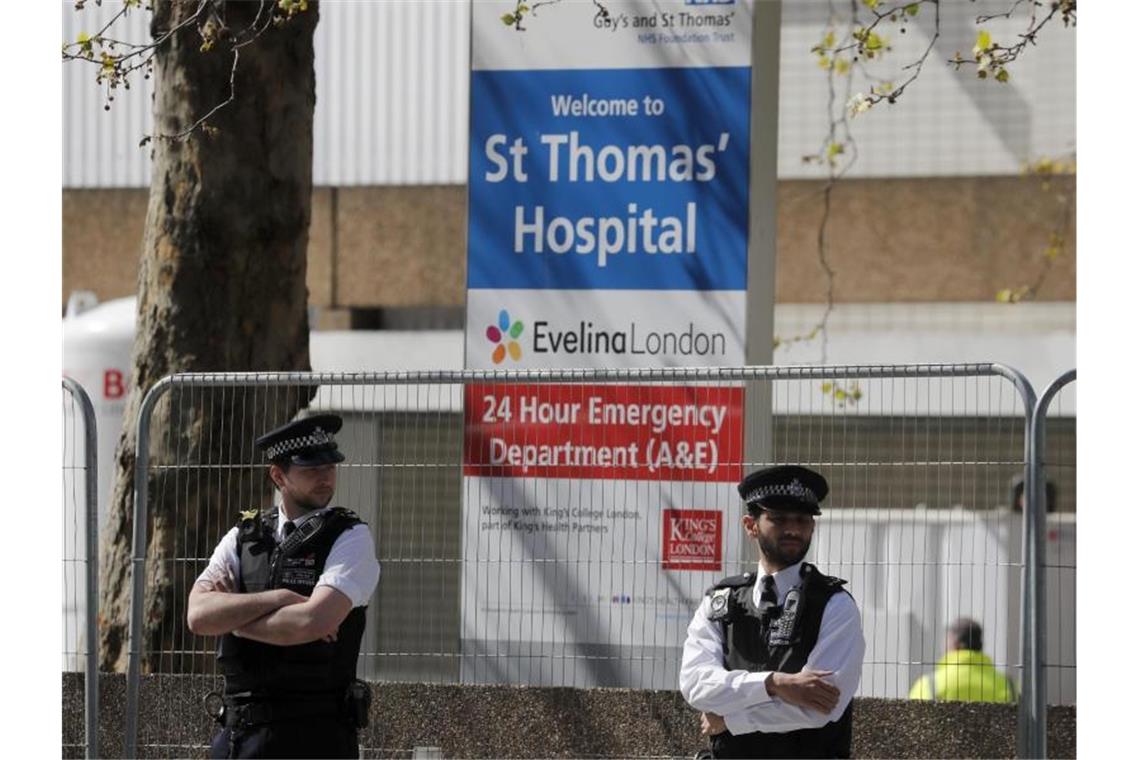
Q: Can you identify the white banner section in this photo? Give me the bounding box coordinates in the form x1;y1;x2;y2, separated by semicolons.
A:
466;289;745;370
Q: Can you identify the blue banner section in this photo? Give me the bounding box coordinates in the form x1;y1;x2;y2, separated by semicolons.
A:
468;66;750;291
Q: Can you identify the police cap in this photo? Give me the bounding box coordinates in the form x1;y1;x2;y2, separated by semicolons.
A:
737;465;828;516
255;413;346;467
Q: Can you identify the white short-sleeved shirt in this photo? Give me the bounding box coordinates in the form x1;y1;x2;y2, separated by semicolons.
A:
195;506;380;607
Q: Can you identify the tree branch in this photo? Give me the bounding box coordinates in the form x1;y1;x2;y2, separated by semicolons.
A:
65;0;308;144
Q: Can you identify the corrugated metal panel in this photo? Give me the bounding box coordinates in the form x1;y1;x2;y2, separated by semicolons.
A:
313;0;470;186
778;0;1077;178
62;1;154;188
63;0;469;188
62;0;1073;188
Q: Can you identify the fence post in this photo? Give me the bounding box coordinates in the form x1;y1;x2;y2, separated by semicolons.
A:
986;367;1040;760
123;378;173;759
63;378;99;760
1023;368;1076;759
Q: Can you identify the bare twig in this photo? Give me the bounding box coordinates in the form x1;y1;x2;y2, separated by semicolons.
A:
63;1;207;66
160;47;240;142
976;0;1031;24
951;0;1076;79
65;0;303;144
996;156;1075;303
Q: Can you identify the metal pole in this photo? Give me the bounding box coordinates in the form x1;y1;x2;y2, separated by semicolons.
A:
123;377;173;759
986;368;1040;760
1024;368;1076;759
743;0;781;562
64;378;99;760
148;362;1026;387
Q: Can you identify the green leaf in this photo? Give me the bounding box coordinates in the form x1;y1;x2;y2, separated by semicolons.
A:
995;67;1010;83
905;3;920;16
974;29;992;55
501;12;518;26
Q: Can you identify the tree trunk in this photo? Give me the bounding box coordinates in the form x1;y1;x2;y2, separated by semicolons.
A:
98;0;320;672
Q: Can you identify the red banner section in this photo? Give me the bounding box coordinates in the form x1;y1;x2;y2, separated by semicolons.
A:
464;383;743;482
662;509;723;571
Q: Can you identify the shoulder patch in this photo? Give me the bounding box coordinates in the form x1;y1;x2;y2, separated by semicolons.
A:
238;507;260;522
707;587;733;620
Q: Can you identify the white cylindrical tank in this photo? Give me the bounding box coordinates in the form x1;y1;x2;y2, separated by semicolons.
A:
62;294;136;671
63;293;137;529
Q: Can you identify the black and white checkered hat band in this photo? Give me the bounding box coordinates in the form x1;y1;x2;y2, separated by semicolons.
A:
744;479;819;505
265;427;335;460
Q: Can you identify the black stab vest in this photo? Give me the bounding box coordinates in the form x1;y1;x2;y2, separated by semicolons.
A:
705;563;854;759
217;507;368;698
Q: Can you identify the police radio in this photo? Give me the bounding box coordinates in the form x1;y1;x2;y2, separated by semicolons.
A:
768;587;803;647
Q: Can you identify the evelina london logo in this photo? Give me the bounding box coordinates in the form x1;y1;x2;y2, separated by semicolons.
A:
486;309;525;364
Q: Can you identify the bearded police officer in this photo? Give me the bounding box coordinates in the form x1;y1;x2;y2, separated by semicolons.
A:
679;466;865;759
187;414;381;759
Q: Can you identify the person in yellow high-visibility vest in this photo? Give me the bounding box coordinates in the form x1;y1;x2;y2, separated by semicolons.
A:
909;618;1017;703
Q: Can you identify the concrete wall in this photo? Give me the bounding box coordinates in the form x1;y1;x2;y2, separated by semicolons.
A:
64;673;1075;759
61;175;1076;313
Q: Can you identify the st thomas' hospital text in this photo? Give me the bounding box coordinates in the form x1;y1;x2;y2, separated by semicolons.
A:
484;132;735;269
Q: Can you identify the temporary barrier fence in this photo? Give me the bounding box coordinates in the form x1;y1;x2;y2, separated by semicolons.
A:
114;364;1068;758
63;377;99;759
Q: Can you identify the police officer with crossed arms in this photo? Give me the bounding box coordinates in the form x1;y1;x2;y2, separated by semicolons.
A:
188;414;380;759
679;466;865;758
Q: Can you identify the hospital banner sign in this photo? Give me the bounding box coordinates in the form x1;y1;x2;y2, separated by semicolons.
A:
462;0;755;687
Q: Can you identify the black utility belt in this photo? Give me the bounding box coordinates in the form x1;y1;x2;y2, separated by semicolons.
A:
207;682;371;730
222;697;344;728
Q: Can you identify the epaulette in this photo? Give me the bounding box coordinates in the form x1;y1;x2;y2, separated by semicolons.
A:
327;506;364;525
706;572;755;594
802;562;847;590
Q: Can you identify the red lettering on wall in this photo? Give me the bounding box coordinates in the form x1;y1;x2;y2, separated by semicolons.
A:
104;369;126;400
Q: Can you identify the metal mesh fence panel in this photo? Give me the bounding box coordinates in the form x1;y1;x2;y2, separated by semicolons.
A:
123;365;1037;757
63;378;98;759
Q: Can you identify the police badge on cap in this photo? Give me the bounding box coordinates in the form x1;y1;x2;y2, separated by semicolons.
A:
737;465;829;516
255;414;346;467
